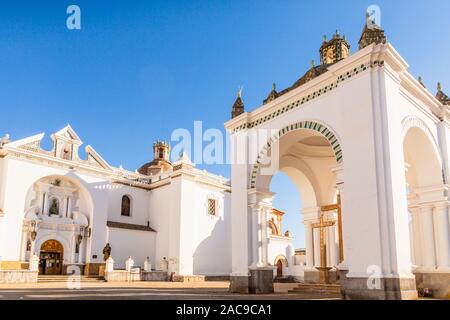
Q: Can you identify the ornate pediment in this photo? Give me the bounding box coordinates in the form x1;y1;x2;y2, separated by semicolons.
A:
85;145;112;170
7;133;45;152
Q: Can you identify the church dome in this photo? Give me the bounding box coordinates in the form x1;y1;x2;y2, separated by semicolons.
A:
138;141;172;176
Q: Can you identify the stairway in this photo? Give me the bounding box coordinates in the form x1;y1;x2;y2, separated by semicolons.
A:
288;283;342;295
38;275;105;284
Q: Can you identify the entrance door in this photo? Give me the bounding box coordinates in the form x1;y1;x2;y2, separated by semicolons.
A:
276;260;283;277
39;240;64;275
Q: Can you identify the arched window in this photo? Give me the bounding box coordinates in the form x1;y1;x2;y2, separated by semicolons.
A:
61;145;72;160
121;195;131;216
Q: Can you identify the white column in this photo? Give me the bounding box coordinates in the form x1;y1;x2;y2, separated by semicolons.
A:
78;237;84;264
420;205;436;270
313;228;320;267
67;197;72;218
20;232;27;261
61;197;67;218
42;193;48;215
251;206;262;267
328;224;338;267
305;222;314;269
433;203;450;271
71;235;77;263
30;240;36;256
409;207;422;267
261;206;269;266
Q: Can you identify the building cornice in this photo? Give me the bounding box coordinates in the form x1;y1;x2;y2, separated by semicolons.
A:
224;42;445;134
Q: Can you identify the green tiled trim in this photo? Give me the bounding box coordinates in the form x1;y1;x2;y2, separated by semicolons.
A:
232;60;384;134
249;120;342;189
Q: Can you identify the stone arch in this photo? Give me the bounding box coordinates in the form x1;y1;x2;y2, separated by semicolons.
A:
250;120;343;189
402;116;443;187
35;235;70;261
401;116;443;171
274;254;288;267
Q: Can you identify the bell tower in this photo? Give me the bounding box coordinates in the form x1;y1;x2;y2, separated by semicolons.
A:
319;31;350;66
153;141;170;162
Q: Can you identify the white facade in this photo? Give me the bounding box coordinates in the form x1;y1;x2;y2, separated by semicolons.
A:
0;125;292;278
226;23;450;299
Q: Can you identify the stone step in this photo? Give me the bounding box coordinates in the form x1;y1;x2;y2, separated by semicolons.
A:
288;283;341;294
38;275;105;283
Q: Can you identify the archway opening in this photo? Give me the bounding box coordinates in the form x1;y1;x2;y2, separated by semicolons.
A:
269;171;304;278
39;239;64;275
252;122;344;283
403;125;444;272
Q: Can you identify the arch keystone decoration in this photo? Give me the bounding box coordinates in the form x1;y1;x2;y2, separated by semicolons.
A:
250;120;342;189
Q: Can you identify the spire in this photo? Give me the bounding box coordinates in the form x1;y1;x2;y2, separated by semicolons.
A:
358;11;386;50
436;82;450;105
263;83;278;105
231;88;245;119
418;76;426;88
319;31;350;65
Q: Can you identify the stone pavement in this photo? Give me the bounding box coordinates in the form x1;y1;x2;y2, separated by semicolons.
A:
0;281;342;300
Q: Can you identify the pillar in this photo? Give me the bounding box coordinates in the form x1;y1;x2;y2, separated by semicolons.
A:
20;232;27;261
71;235;77;263
67;197;72;218
420;205;436;271
409;207;422;267
305;222;314;269
433;202;450;271
78;237;84;264
105;257;114;272
144;257;151;272
261;206;270;266
30;239;36;256
125;256;134;272
250;206;262;267
29;254;39;271
328;224;338;267
42;192;48;215
313;228;320;267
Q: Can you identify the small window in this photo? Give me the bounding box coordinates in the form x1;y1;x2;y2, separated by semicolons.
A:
207;198;217;216
61;145;72;160
121;195;131;216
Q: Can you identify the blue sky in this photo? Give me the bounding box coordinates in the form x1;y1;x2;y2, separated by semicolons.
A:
1;1;449;248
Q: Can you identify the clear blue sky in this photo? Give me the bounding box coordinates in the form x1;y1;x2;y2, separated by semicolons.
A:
1;1;449;249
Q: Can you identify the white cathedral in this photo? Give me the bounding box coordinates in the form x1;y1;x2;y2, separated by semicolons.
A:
1;16;450;300
0;125;297;280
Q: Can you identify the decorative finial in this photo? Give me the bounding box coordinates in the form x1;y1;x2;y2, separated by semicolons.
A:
322;34;327;42
237;86;242;98
418;76;422;82
311;59;316;68
438;82;442;91
343;35;347;41
272;83;276;91
335;29;339;36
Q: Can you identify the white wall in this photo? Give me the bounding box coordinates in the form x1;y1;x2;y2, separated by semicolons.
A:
178;176;232;276
107;227;156;269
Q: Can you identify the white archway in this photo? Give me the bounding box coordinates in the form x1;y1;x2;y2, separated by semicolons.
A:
402;118;448;274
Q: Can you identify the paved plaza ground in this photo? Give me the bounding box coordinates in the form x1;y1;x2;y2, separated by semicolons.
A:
0;281;342;300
